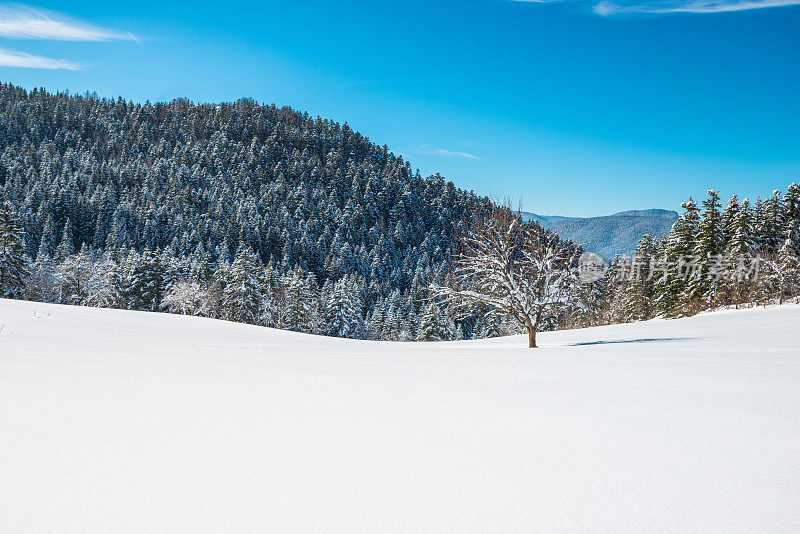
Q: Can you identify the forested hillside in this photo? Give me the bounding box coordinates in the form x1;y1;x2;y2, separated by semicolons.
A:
0;83;532;339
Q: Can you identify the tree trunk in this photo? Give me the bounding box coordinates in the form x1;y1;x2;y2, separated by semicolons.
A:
527;325;537;348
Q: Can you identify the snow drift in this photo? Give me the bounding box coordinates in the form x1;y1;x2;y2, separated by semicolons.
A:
1;298;799;532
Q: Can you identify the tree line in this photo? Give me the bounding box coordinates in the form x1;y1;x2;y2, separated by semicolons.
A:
567;186;800;328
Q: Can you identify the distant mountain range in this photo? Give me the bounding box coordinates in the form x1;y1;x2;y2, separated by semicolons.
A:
522;209;679;260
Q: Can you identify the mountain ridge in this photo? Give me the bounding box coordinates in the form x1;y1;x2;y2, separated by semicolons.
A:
522;208;679;259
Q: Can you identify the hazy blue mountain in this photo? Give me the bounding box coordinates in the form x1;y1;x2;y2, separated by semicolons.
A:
522;209;679;260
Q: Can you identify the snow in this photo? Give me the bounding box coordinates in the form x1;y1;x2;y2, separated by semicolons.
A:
1;299;799;532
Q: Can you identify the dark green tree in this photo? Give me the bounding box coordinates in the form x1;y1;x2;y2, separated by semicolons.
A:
0;201;29;298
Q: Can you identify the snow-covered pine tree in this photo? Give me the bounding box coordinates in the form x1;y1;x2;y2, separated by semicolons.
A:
721;194;740;246
260;258;283;328
690;190;725;306
282;267;320;333
366;297;386;339
416;302;455;342
605;255;632;323
323;274;365;338
723;198;755;304
37;215;56;261
568;274;610;328
725;198;754;256
759;190;785;253
784;183;800;220
159;248;182;297
784;183;800;255
0;201;29;298
382;289;412;341
653;199;700;317
260;290;279;328
620;233;658;322
54;218;75;262
476;314;503;338
220;247;265;325
752;197;765;252
97;251;120;307
139;248;165;311
405;304;419;340
118;248;164;311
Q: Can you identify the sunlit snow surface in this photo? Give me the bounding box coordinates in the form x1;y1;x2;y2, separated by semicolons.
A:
1;298;799;532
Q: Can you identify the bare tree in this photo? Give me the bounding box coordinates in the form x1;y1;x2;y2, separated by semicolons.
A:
431;204;579;348
162;279;213;316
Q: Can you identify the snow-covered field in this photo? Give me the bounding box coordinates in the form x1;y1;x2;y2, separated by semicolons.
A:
1;298;799;533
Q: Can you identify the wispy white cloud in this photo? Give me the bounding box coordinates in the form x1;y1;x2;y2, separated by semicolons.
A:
593;0;800;14
513;0;800;15
419;145;481;160
0;47;81;69
0;3;137;41
0;4;138;70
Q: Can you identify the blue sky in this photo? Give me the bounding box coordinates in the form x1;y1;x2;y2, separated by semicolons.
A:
0;0;798;216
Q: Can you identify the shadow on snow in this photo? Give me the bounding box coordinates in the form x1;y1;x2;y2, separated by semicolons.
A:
567;337;695;346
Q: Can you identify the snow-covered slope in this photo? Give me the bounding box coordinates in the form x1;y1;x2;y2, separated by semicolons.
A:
2;299;799;533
